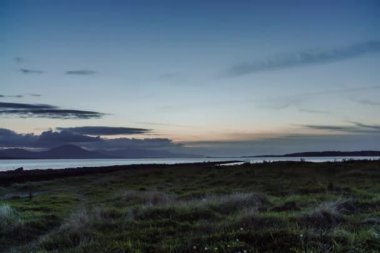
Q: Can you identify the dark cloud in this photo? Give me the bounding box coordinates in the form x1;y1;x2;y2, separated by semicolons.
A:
0;128;183;157
0;102;56;110
349;122;380;131
0;102;105;119
226;41;380;76
65;70;96;75
0;128;37;148
0;95;23;98
36;130;100;146
0;128;100;148
58;126;150;135
302;122;380;133
19;68;44;74
82;137;180;150
302;124;359;132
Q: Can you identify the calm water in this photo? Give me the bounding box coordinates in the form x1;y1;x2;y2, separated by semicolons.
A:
0;156;379;171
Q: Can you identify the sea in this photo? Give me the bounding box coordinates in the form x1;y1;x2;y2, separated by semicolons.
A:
0;156;380;172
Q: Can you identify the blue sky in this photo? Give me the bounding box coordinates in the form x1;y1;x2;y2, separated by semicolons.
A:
1;0;380;156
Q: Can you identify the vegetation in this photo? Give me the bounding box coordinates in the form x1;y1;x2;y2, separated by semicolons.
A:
1;160;379;252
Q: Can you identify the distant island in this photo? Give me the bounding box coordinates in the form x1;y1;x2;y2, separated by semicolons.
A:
249;151;380;158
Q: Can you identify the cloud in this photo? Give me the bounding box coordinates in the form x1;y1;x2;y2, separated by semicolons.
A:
225;40;380;76
298;108;329;114
0;102;105;119
0;128;183;156
58;126;150;135
0;128;37;148
349;122;380;131
258;85;380;112
0;94;41;98
36;130;101;146
14;57;23;63
19;68;44;74
82;137;180;150
302;122;380;133
354;98;380;106
65;70;97;75
0;128;100;148
0;94;23;98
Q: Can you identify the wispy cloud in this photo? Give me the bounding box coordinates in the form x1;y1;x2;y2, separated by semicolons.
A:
65;70;97;75
225;40;380;76
349;122;380;131
354;98;380;106
19;68;44;74
58;126;150;135
298;108;329;114
14;57;23;63
301;122;380;133
157;72;187;85
0;94;23;98
0;102;105;119
258;85;380;112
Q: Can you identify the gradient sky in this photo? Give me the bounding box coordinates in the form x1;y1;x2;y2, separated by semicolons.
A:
1;0;380;156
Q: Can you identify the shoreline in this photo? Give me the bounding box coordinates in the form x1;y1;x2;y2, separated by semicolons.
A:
1;159;379;186
0;161;241;186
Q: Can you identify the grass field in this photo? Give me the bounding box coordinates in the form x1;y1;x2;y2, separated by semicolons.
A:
1;160;380;252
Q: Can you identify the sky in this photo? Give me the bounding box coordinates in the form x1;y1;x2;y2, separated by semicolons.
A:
1;0;380;156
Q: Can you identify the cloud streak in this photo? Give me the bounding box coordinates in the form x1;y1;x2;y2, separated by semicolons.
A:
302;122;380;133
226;41;380;76
65;70;97;75
19;68;44;74
0;94;23;98
58;126;150;135
0;102;105;119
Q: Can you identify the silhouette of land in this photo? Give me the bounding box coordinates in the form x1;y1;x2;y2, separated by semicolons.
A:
0;144;200;159
250;150;380;158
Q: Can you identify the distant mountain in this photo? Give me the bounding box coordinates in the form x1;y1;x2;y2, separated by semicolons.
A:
99;147;201;159
0;144;200;159
250;151;380;158
0;148;38;159
0;144;111;159
40;144;111;159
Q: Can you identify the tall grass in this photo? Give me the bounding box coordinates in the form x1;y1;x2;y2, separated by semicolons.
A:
0;204;22;233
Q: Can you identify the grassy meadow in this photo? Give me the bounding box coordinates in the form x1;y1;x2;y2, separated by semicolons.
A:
0;160;380;252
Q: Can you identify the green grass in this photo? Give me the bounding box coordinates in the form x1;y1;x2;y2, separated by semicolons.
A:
1;160;379;252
